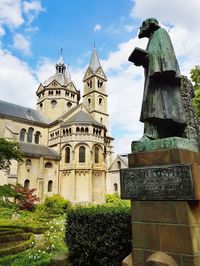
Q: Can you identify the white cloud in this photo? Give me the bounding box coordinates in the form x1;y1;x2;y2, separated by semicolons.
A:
13;33;31;55
94;24;101;32
0;49;37;108
22;0;45;24
131;0;200;30
102;37;147;72
0;0;24;29
36;57;55;83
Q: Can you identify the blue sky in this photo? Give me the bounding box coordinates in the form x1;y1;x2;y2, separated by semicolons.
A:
0;0;200;154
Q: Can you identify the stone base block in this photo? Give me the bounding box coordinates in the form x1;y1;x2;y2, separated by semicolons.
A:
131;201;200;266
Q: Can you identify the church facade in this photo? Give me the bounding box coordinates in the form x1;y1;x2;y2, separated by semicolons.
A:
0;49;114;203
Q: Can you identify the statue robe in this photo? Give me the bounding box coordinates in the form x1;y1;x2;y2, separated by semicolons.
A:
140;28;186;126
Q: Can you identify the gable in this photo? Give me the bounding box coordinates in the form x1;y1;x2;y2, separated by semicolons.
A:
109;155;128;171
66;81;79;93
45;79;63;89
83;66;107;82
36;83;44;94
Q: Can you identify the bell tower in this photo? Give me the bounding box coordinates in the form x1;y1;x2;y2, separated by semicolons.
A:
36;50;80;120
83;48;109;129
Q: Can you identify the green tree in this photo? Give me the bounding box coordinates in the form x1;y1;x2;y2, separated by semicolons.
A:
0;138;23;174
190;65;200;120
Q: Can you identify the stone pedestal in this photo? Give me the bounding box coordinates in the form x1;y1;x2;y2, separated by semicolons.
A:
120;138;200;266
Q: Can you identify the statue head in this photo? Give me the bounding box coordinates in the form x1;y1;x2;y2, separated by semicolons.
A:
138;18;160;39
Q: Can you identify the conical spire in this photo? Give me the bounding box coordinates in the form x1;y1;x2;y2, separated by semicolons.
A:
56;49;66;74
89;47;101;73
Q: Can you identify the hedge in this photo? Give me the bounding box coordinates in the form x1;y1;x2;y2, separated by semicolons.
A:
66;205;132;266
0;228;24;235
0;232;35;257
0;232;31;243
0;224;48;234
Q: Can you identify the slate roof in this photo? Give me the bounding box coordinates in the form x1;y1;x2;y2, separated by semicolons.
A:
19;142;60;160
62;109;102;127
43;72;71;87
0;100;51;125
89;48;101;73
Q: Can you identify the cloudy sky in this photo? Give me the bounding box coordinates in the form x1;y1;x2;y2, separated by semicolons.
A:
0;0;200;155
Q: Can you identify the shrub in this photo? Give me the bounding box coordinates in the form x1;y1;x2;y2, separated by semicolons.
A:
14;184;40;211
105;193;130;207
36;194;71;216
66;205;132;266
0;184;39;211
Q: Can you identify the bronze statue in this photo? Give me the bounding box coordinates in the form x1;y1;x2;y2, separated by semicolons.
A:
129;18;187;140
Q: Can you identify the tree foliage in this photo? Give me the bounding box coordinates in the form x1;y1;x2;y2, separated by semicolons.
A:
0;138;23;174
0;184;39;211
190;65;200;120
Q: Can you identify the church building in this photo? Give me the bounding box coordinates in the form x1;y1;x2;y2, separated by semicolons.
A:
0;48;114;203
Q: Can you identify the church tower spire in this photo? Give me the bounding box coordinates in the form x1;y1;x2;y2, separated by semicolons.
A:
83;47;109;129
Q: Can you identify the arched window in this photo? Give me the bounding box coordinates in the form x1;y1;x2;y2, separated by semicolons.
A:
94;147;99;163
117;161;121;169
19;128;26;141
100;118;103;124
27;127;34;143
88;98;91;107
48;180;53;192
85;127;89;133
25;159;32;167
99;97;103;106
81;127;84;133
88;80;92;88
35;131;40;144
79;146;85;163
69;128;71;134
65;147;70;163
45;162;53;168
40;103;43;109
67;102;72;108
114;183;118;192
51;100;57;108
24;179;30;189
76;127;80;133
98;80;103;88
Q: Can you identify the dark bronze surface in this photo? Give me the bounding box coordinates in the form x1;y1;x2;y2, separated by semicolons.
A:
120;164;194;200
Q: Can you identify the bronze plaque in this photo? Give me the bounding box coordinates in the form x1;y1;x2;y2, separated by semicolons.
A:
120;164;194;200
